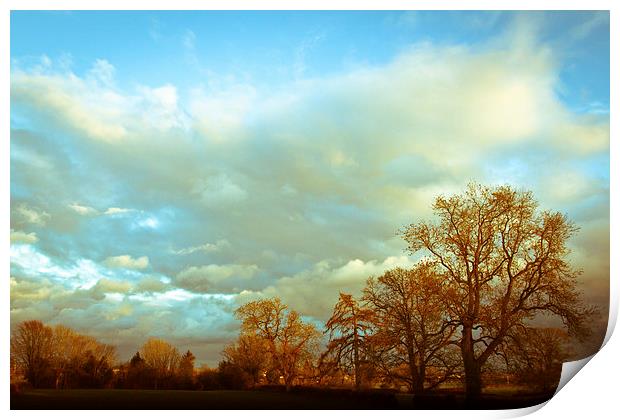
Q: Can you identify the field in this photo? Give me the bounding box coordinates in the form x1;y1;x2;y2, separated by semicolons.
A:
10;388;554;410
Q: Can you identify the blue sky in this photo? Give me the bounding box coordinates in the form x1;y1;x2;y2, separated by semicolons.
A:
11;11;609;112
10;11;610;365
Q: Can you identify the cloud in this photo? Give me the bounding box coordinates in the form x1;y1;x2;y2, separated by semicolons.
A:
172;239;231;255
10;229;38;244
10;276;60;303
133;277;171;294
104;255;149;270
91;278;133;295
103;207;134;215
10;273;237;366
13;204;50;226
189;84;257;142
175;263;259;293
11;57;188;143
568;11;608;41
137;84;188;130
134;216;160;230
237;256;415;319
10;15;609;365
69;203;98;216
71;203;138;217
87;58;116;87
11;244;112;289
192;174;248;208
11;67;128;142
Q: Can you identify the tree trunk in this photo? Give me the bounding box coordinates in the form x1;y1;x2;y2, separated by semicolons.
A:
353;328;360;390
413;362;425;394
412;377;424;394
461;325;482;402
406;338;423;394
464;362;482;402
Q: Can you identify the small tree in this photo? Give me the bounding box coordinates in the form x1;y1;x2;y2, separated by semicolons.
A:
125;352;152;389
235;298;320;391
140;338;181;389
222;334;270;387
178;350;196;389
11;320;55;388
53;328;116;389
504;327;571;393
323;293;374;390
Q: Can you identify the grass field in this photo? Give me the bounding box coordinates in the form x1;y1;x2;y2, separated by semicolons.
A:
10;388;554;410
11;389;398;410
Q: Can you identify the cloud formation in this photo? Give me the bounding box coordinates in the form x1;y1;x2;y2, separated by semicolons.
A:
10;229;38;244
10;13;609;365
175;263;259;293
104;255;150;270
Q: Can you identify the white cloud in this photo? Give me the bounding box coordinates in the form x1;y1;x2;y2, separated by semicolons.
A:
11;70;129;142
192;174;248;208
9;18;609;364
11;59;190;143
237;256;415;319
189;84;257;142
137;84;188;130
173;239;231;255
11;245;110;289
104;255;149;270
104;207;134;215
10;229;38;244
87;58;116;87
134;277;171;294
92;278;133;295
13;204;50;226
175;263;259;293
69;203;98;216
134;216;160;230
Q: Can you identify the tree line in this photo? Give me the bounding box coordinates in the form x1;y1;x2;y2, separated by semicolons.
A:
10;185;595;401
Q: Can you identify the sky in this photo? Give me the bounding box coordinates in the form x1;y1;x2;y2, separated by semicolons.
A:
10;10;610;366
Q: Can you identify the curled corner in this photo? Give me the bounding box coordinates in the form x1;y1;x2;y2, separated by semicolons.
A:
500;356;598;418
554;354;595;396
487;357;596;420
495;400;550;419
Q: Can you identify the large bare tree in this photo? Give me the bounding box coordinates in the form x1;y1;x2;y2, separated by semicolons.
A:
363;263;458;393
401;184;594;400
235;298;320;391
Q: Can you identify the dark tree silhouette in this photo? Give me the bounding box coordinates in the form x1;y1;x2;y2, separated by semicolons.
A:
178;350;196;389
323;293;374;390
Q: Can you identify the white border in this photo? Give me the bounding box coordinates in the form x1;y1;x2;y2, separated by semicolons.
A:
2;1;617;419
